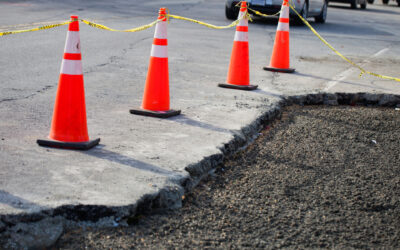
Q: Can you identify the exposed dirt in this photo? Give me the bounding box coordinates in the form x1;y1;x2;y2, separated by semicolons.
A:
55;105;400;249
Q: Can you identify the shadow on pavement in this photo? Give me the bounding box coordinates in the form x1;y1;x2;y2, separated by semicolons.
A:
170;114;232;134
83;147;177;176
295;72;394;91
253;89;282;98
0;190;46;211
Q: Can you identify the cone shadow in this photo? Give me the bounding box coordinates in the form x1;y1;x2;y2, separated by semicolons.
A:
0;190;47;211
170;115;232;134
82;147;177;176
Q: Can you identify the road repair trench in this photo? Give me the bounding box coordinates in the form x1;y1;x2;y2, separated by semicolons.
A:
51;104;400;249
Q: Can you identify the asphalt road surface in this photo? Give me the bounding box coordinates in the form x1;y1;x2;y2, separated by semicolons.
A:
1;0;400;103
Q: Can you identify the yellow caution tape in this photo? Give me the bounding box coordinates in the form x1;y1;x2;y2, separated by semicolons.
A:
0;21;70;37
80;19;160;32
167;14;243;29
248;7;281;17
288;3;400;82
234;1;280;17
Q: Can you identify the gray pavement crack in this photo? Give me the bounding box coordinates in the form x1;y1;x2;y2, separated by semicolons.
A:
84;36;152;75
0;85;54;103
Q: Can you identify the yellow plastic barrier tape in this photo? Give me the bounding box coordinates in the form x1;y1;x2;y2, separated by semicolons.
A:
80;19;160;32
248;7;281;17
167;14;244;29
0;21;70;37
288;3;400;82
234;1;280;17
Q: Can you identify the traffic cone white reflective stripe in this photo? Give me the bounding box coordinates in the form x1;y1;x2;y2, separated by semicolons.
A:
150;39;168;58
150;16;168;58
154;21;167;39
60;59;83;75
277;1;290;32
60;24;83;75
234;27;248;42
237;7;248;27
64;31;81;54
234;7;249;42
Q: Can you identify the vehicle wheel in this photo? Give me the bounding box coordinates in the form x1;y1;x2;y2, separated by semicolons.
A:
315;1;327;23
382;0;389;4
360;0;367;8
295;1;308;25
225;5;239;20
397;0;400;6
367;0;374;3
351;0;357;8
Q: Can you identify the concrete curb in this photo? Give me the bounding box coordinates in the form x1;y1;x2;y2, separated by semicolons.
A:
1;92;399;249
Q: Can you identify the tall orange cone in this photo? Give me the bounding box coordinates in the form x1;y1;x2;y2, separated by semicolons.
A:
219;1;257;91
130;8;181;118
37;16;100;150
264;0;295;73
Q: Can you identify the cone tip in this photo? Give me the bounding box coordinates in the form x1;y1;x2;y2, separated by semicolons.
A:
240;1;247;11
158;8;167;21
70;15;78;20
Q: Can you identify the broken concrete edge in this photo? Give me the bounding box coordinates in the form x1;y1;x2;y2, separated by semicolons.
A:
1;92;399;248
183;92;400;191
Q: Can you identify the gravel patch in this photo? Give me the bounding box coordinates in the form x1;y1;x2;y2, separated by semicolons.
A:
55;105;400;249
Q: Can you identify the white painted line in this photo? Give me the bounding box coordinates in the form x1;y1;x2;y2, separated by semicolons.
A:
324;47;389;91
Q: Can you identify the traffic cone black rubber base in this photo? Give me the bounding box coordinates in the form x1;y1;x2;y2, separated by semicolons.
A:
37;138;100;150
218;83;258;91
130;109;181;118
263;66;295;73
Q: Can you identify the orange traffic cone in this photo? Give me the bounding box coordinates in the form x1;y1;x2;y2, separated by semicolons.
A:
219;1;257;91
264;0;295;73
37;16;100;150
130;8;181;118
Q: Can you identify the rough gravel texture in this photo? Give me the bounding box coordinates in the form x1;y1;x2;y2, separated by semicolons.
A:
55;105;400;249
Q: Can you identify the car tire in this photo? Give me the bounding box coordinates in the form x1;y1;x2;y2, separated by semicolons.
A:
351;0;357;8
295;1;308;25
382;0;389;4
315;1;327;23
360;0;367;8
225;5;239;20
397;0;400;6
367;0;374;3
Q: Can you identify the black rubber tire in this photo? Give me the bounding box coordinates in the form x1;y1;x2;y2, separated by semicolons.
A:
360;0;367;8
351;0;357;8
315;1;327;23
225;5;239;20
382;0;389;4
397;0;400;6
295;2;308;25
367;0;374;3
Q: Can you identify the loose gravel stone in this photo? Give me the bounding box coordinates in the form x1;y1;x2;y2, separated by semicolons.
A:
55;105;400;249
